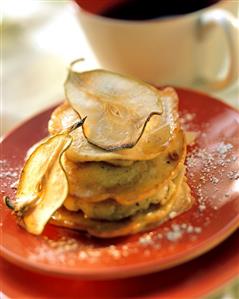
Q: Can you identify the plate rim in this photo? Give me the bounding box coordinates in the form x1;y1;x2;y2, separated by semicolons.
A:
1;218;238;279
1;231;239;299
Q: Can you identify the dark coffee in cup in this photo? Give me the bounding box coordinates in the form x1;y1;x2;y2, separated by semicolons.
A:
99;0;221;20
75;0;222;20
74;0;237;90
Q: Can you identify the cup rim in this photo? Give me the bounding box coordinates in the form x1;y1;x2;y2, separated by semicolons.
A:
73;0;226;25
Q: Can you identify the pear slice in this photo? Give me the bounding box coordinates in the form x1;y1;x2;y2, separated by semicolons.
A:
65;65;163;151
13;120;84;235
49;88;179;162
20;135;71;234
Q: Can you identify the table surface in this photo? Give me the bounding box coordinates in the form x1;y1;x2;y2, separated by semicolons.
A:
1;1;239;298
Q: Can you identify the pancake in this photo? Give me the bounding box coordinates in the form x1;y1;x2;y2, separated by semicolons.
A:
63;171;177;220
51;166;192;238
61;129;185;204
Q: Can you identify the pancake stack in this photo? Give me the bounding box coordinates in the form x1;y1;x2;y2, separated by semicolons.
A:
8;65;193;238
48;83;192;237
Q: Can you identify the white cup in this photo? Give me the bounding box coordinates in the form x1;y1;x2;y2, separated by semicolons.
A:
74;0;239;90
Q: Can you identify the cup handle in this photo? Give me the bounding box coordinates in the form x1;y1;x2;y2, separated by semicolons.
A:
197;9;239;90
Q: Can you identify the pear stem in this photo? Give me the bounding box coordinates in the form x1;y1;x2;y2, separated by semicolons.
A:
67;117;87;133
3;196;14;210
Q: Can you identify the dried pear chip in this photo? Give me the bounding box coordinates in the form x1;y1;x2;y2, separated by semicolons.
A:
49;88;179;161
65;66;163;151
11;120;84;235
22;136;71;235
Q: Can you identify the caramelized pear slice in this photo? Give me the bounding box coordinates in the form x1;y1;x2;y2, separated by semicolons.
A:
65;66;163;151
49;88;179;161
13;120;84;235
22;136;71;235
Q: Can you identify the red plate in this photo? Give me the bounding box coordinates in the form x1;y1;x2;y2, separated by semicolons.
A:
0;88;239;279
1;231;238;299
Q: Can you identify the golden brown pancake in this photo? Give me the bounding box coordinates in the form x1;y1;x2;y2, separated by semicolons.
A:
61;129;186;203
51;166;192;238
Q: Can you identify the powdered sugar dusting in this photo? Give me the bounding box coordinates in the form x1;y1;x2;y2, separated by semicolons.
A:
186;139;238;212
216;142;233;155
27;220;205;265
28;236;137;265
0;158;20;192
